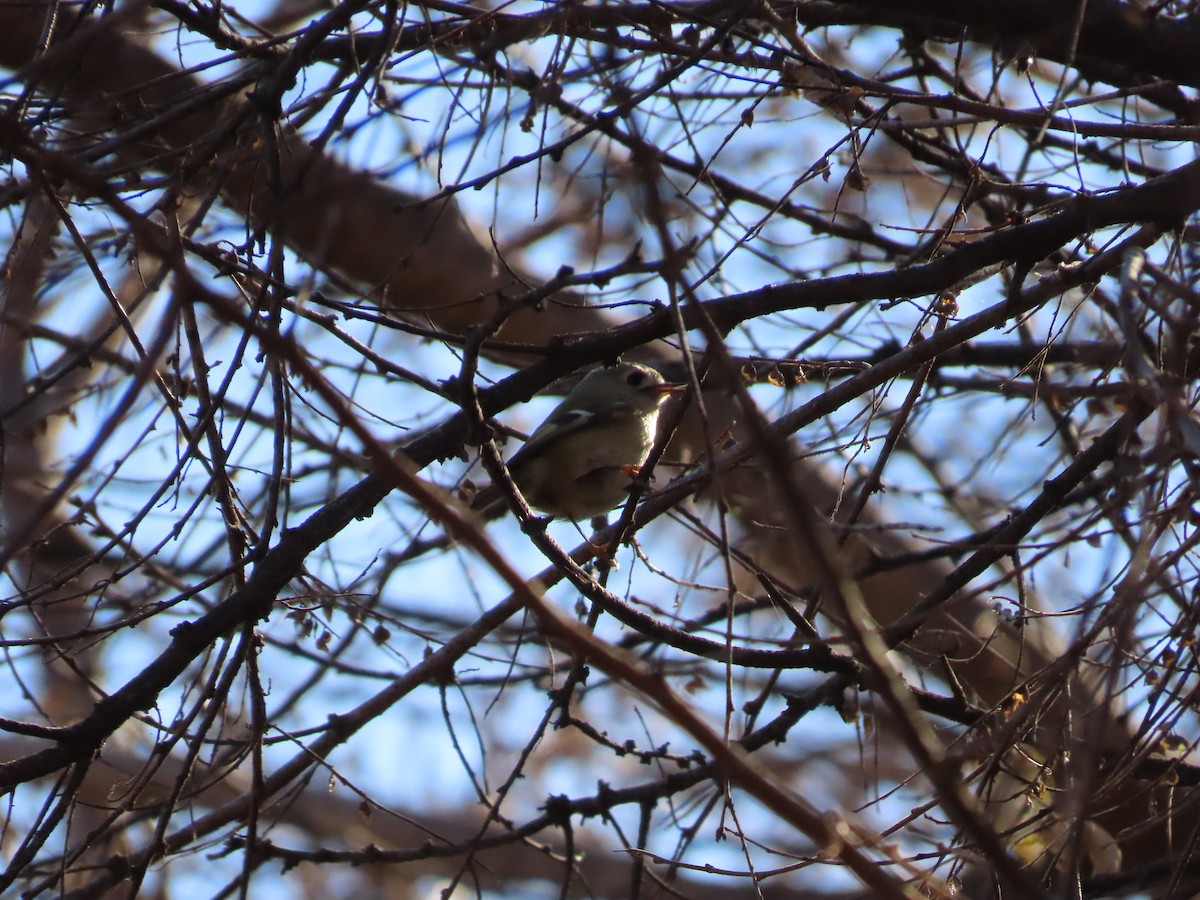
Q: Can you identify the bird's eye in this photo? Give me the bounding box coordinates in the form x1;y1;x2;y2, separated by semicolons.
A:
626;370;648;388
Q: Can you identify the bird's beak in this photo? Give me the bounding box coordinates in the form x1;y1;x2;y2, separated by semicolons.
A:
649;381;687;396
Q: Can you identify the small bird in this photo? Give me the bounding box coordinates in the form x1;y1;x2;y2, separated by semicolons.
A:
478;362;684;520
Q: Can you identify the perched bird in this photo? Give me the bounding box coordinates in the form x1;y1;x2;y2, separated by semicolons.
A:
478;362;684;520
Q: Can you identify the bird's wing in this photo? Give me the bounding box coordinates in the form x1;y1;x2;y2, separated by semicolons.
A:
505;401;634;471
